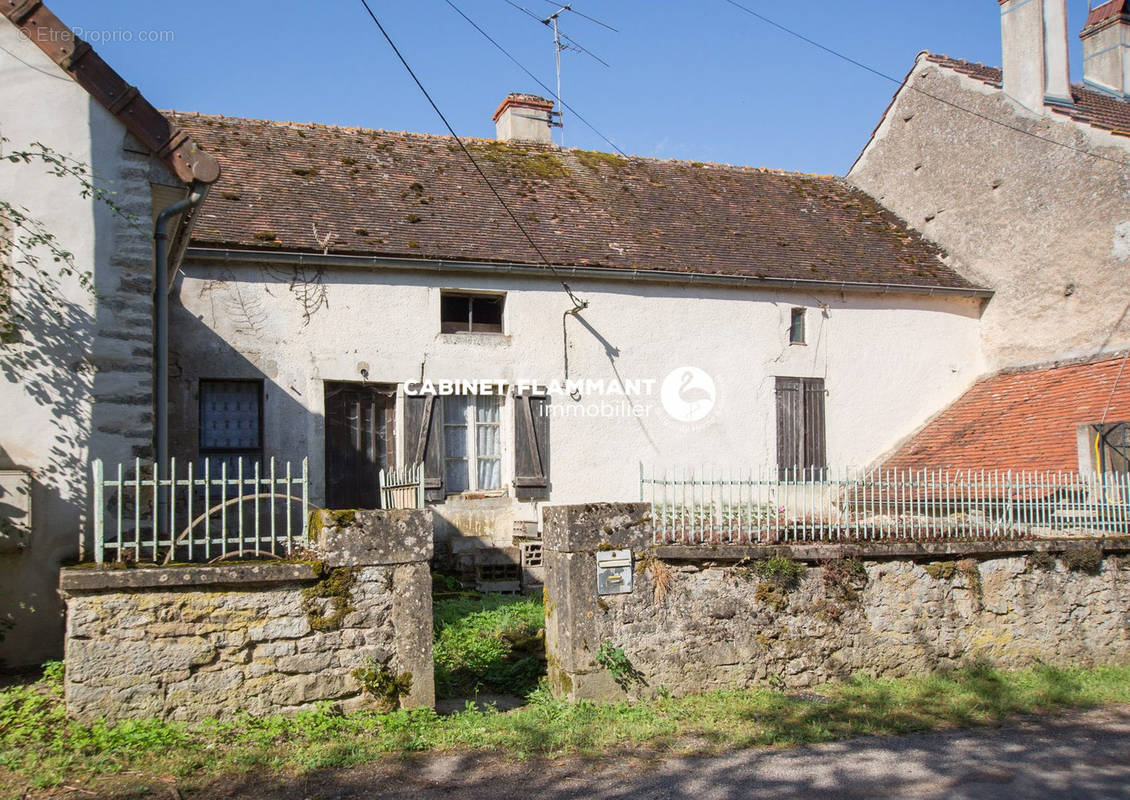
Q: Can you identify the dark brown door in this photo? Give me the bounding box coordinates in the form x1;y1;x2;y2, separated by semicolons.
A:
324;383;396;509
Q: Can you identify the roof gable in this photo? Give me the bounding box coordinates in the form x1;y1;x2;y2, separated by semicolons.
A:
169;112;982;292
2;1;218;184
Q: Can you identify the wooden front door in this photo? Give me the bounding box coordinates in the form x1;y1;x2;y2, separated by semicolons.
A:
324;383;396;509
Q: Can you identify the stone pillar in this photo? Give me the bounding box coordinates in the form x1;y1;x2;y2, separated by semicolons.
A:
312;508;436;710
542;503;651;701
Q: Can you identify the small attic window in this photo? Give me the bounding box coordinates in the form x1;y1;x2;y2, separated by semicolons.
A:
789;308;806;345
441;291;504;334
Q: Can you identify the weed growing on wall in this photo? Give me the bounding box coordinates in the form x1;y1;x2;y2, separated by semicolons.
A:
1062;546;1104;574
821;558;868;603
737;555;805;589
1026;551;1057;572
351;658;412;711
595;642;647;692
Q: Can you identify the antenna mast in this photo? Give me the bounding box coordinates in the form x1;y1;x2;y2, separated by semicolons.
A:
543;5;569;145
501;0;617;146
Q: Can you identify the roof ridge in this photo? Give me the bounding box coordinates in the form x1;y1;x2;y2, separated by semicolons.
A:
163;108;841;179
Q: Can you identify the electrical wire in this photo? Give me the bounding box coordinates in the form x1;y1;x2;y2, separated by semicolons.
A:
0;43;71;82
445;0;630;157
722;0;1130;170
540;0;620;33
357;0;588;313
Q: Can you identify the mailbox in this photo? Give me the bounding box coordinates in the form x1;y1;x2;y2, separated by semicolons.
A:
596;549;633;595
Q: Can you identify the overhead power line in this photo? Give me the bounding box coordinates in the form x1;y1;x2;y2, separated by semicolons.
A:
356;0;588;312
722;0;1130;170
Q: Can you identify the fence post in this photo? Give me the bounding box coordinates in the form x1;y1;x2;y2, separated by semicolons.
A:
92;459;104;564
301;457;309;537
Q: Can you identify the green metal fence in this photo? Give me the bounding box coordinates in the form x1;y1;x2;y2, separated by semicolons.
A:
91;457;309;564
641;465;1130;545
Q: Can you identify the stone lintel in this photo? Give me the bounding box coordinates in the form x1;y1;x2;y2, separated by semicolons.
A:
60;562;319;594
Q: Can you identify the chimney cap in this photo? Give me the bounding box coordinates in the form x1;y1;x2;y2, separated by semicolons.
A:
1082;0;1130;33
492;93;555;123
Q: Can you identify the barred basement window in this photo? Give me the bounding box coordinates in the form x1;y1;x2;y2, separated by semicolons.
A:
199;379;263;474
440;291;504;334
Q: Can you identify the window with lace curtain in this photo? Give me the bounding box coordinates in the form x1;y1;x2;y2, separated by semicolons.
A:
442;394;502;493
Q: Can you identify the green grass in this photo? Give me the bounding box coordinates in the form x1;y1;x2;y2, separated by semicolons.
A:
3;660;1130;797
433;593;547;699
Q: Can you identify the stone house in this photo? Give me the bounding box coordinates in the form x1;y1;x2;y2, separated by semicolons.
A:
161;100;989;573
0;2;218;667
848;0;1130;475
8;0;1128;670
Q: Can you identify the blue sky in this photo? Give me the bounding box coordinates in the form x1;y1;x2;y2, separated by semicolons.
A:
48;1;1095;175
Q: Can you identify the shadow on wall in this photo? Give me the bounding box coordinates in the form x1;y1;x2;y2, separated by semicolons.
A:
0;245;94;668
167;278;321;510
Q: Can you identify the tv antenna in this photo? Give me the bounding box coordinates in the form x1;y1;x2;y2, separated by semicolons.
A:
503;0;617;145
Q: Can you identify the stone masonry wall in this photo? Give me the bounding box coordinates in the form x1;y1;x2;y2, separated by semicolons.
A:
544;504;1130;700
61;509;434;723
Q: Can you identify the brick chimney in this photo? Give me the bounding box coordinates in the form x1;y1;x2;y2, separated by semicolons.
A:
492;93;555;144
999;0;1072;112
1080;0;1130;96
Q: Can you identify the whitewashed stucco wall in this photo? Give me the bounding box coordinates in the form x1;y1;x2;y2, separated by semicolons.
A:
170;261;985;524
0;24;173;666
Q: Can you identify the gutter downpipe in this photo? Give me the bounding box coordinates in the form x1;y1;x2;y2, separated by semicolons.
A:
154;186;205;520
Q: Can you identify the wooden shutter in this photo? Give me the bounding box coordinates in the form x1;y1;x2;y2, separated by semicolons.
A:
403;393;444;502
775;377;803;480
512;390;550;501
802;378;826;476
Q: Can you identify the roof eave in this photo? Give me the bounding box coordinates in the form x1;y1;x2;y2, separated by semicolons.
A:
184;245;994;299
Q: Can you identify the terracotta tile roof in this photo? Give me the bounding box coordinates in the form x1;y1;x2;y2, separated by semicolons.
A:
926;53;1130;137
885;353;1130;472
1084;0;1130;29
166;111;983;291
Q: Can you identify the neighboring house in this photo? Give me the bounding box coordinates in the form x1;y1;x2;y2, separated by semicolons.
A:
0;3;218;667
163;98;989;566
885;352;1130;474
850;0;1130;476
850;0;1130;371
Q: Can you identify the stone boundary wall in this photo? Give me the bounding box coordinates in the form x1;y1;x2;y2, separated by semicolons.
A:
61;509;434;723
543;503;1130;700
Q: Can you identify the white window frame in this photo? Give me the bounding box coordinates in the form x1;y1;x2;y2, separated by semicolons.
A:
441;393;508;495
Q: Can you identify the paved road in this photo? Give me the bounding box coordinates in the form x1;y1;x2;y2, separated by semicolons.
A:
214;706;1130;799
